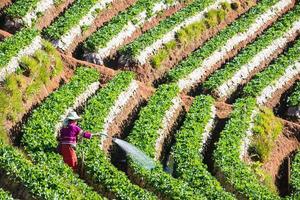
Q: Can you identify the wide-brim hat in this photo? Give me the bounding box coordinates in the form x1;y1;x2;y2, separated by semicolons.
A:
66;111;81;120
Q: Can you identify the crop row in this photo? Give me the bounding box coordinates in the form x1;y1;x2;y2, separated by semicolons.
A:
287;82;300;107
203;3;300;100
291;152;300;197
43;0;114;43
83;0;185;64
0;141;101;199
4;0;66;27
0;40;64;144
214;97;278;199
0;188;13;200
172;95;235;199
166;0;292;92
118;0;235;66
242;37;300;105
21;67;103;199
0;28;41;81
77;72;156;199
127;84;207;199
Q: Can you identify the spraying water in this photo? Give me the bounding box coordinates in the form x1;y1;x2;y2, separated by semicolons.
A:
112;138;155;170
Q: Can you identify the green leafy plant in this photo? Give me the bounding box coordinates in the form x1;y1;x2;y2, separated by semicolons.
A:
203;5;300;94
84;0;185;52
0;141;102;199
214;98;279;199
0;188;13;200
0;28;39;69
166;0;286;83
287;82;300;107
173;95;235;199
242;30;300;99
291;152;300;195
21;67;102;199
120;0;240;66
76;72;156;199
43;0;107;40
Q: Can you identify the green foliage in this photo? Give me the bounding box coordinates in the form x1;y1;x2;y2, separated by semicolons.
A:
0;28;39;69
84;0;183;51
203;4;300;93
0;141;102;199
0;188;13;200
21;67;102;199
5;0;41;18
287;82;300;107
173;95;235;199
249;108;283;162
242;31;300;98
120;0;216;57
214;98;279;199
291;152;300;194
128;83;179;158
43;0;105;40
127;84;207;199
166;0;286;82
76;72;156;199
151;40;176;68
128;159;206;199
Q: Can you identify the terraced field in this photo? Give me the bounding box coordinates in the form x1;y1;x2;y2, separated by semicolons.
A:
0;0;300;199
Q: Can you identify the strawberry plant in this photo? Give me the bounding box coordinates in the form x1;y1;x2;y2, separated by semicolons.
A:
242;36;300;99
0;188;13;200
173;95;235;199
76;72;156;199
291;152;300;196
21;67;102;199
203;4;300;97
84;0;185;52
0;141;102;199
287;82;300;107
166;0;289;83
0;28;39;69
214;98;279;199
43;0;110;40
119;0;231;64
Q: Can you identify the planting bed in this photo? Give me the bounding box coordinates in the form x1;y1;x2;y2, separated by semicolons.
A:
1;0;300;199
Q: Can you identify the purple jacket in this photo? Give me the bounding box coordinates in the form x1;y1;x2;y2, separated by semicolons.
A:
59;122;92;145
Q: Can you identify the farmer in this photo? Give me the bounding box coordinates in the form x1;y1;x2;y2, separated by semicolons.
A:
58;111;92;172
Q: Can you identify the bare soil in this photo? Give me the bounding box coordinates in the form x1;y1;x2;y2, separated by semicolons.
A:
0;0;11;10
262;120;300;180
264;74;300;109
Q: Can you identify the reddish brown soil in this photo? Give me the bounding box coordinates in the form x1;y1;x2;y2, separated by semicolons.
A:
61;53;116;82
65;0;137;54
264;74;300;109
215;101;233;119
0;29;12;40
122;0;256;85
0;0;11;10
262;120;300;181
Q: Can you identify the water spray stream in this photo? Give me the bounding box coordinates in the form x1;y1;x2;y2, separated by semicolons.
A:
99;133;155;170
